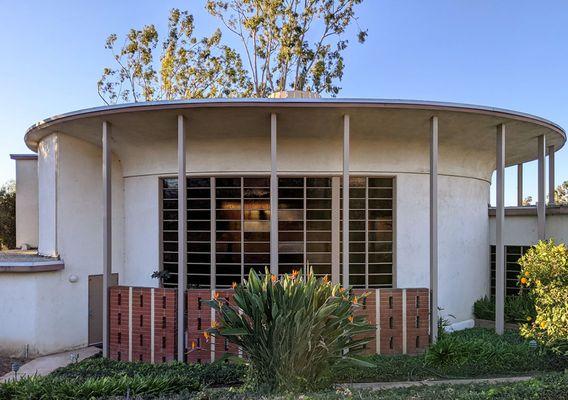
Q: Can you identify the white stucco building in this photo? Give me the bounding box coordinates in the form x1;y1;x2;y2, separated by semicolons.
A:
1;95;567;357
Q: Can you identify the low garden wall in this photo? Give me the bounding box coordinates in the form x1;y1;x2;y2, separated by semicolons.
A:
109;287;429;364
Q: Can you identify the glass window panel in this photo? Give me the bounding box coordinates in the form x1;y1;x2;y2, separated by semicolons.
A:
368;220;392;231
306;220;331;230
368;199;392;209
244;220;270;232
349;177;366;187
216;253;241;263
312;265;331;275
187;188;210;199
216;221;241;231
306;253;330;264
368;210;391;219
188;242;211;253
368;188;393;198
244;177;270;187
307;188;332;198
188;231;210;241
188;199;210;209
349;231;366;242
307;242;331;252
368;242;392;252
244;188;270;199
368;264;392;274
279;221;304;231
306;199;331;209
279;188;304;198
163;221;177;231
279;199;303;209
279;253;304;264
279;242;304;253
350;199;366;209
216;188;241;198
216;209;241;220
244;210;270;220
369;274;393;286
349;210;365;220
349;242;365;252
216;177;241;187
349;253;365;263
163;211;178;220
217;232;241;241
279;210;303;220
187;178;210;188
244;231;270;241
280;231;304;242
216;275;241;287
279;177;304;187
307;210;331;220
245;253;271;264
244;242;270;252
164;253;177;262
163;200;177;210
348;188;365;198
188;210;211;220
368;231;392;242
217;200;241;210
368;178;393;188
306;178;331;187
306;231;331;242
163;178;178;189
368;253;392;263
350;264;365;274
216;242;241;252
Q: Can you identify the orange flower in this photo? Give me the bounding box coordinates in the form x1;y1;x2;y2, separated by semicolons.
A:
203;331;211;341
291;270;300;279
520;277;527;285
322;275;329;283
348;316;354;323
352;297;359;305
271;274;277;283
339;287;345;293
211;321;220;329
524;271;530;277
213;291;220;300
231;282;238;289
191;341;196;349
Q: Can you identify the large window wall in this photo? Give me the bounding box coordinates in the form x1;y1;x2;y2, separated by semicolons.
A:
161;175;394;289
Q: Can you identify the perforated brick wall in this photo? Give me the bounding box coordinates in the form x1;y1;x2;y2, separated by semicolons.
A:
109;286;177;363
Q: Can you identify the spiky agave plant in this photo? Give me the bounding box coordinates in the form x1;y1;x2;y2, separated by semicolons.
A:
206;268;374;392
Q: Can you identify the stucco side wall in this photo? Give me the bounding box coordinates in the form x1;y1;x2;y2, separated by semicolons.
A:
123;175;160;288
14;158;39;248
16;134;125;355
38;134;57;256
489;213;568;245
396;174;490;322
0;276;37;356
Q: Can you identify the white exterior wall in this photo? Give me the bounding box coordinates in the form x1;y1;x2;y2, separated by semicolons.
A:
489;213;568;245
14;158;39;248
38;134;57;256
1;134;124;356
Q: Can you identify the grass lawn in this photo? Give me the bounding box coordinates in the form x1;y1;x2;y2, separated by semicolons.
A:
1;328;566;399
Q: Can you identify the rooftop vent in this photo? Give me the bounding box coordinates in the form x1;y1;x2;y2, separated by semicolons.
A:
268;90;321;99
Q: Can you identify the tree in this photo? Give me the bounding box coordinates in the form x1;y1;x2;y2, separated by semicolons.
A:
99;2;367;102
98;9;251;104
206;0;367;97
0;181;16;250
522;196;533;206
554;180;568;205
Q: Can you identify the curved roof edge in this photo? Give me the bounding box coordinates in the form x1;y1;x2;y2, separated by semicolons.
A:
25;98;566;151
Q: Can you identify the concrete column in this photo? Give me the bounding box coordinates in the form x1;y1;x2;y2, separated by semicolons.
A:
495;124;506;335
270;113;279;275
429;116;439;343
177;115;187;361
331;177;341;283
342;114;350;288
210;177;216;289
102;121;112;358
517;164;523;207
548;145;555;206
537;135;546;240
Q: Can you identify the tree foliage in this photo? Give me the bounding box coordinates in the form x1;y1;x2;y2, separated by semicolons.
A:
206;0;367;97
98;9;251;104
0;181;16;250
554;180;568;205
518;240;568;355
99;1;367;102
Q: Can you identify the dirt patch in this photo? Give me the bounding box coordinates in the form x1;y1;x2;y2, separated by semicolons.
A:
0;357;28;376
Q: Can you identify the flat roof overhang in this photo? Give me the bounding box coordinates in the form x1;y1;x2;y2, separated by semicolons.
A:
24;98;566;167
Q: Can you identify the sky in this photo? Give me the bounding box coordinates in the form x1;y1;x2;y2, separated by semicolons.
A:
0;0;567;206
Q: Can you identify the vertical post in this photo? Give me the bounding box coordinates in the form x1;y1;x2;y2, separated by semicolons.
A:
342;114;350;288
270;113;279;276
331;177;341;283
517;164;523;207
548;145;555;206
537;135;546;240
495;124;506;335
210;177;216;289
102;121;112;358
429;116;439;343
177;115;187;362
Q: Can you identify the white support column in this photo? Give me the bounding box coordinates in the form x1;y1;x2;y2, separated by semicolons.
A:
331;177;341;283
177;115;187;362
495;124;506;335
102;121;112;358
342;114;350;288
210;177;216;289
537;135;546;240
270;113;278;276
429;116;439;343
517;164;523;207
548;145;555;206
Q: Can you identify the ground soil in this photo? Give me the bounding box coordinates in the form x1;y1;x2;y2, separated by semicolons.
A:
0;356;28;376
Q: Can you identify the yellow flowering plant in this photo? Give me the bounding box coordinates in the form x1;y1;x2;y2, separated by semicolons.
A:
518;240;568;355
205;267;373;392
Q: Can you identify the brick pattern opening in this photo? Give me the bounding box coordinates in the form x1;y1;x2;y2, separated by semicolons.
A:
109;286;177;363
110;287;429;363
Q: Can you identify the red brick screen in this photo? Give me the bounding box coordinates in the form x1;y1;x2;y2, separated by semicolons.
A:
110;286;429;363
109;286;177;363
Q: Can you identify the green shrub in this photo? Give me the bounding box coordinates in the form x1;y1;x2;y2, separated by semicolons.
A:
0;357;245;400
473;294;536;323
518;240;568;354
206;268;374;392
